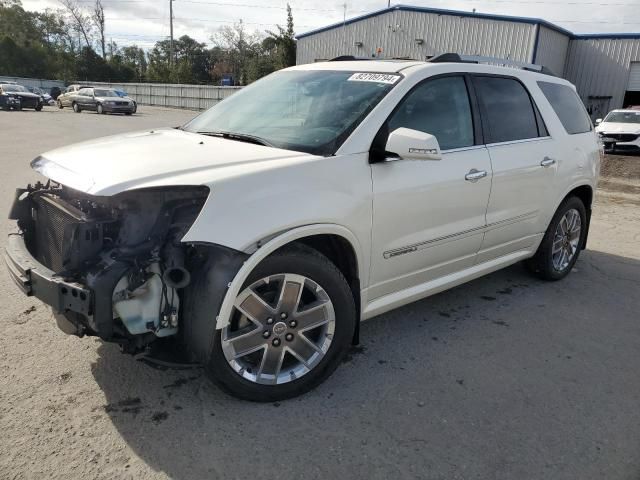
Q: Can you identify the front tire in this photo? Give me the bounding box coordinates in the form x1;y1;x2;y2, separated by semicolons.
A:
72;102;81;113
97;103;104;114
201;244;356;402
35;104;43;111
526;196;586;281
57;100;63;109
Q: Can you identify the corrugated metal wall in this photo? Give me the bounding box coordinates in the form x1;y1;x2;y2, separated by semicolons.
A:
564;38;640;115
297;10;536;64
534;26;570;76
84;82;242;110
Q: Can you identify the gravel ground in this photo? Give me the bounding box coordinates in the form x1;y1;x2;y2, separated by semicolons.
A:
1;107;639;480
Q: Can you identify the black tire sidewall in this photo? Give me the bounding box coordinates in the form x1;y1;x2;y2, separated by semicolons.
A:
534;196;587;280
206;247;356;402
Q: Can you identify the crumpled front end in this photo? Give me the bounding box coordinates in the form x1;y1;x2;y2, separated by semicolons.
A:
5;181;209;351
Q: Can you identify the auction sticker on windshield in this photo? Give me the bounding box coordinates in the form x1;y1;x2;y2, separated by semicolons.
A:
348;73;401;84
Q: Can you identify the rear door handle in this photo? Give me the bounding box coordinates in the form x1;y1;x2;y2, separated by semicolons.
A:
540;157;556;167
465;169;488;182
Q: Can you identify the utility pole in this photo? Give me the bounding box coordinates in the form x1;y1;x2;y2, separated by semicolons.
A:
169;0;174;67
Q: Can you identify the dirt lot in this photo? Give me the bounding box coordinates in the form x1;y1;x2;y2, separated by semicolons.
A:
1;107;639;480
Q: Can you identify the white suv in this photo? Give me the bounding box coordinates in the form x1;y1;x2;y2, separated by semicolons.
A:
6;55;599;401
595;108;640;153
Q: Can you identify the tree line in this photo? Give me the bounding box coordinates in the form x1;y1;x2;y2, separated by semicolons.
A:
0;0;296;85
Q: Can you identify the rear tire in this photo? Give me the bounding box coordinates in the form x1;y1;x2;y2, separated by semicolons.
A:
35;104;43;111
196;244;356;402
526;196;586;281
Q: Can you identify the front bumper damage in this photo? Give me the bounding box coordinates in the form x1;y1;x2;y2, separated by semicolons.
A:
5;183;209;350
6;231;92;315
599;132;640;152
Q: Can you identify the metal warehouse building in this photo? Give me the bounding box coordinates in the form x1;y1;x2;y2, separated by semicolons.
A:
296;5;640;120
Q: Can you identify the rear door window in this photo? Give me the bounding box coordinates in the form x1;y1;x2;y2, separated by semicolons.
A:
537;81;592;134
473;76;542;143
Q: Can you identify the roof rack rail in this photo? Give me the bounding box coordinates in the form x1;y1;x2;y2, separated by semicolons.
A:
429;53;557;76
329;55;373;62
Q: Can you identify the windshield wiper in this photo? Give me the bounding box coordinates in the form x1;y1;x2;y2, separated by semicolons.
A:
197;131;273;147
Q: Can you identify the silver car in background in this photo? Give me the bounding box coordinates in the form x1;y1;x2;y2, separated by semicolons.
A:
67;87;137;115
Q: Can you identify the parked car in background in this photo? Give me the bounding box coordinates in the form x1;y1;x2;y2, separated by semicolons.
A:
50;86;62;100
57;84;91;109
0;84;22;110
6;56;599;401
0;84;43;111
113;89;137;113
27;86;55;106
595;109;640;153
68;87;136;115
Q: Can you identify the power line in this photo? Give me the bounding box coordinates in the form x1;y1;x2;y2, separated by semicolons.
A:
104;17;321;28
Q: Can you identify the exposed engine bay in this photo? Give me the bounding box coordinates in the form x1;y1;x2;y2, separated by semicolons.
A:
8;181;209;352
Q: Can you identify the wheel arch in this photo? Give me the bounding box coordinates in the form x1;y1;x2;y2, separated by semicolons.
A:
212;224;365;331
557;183;594;249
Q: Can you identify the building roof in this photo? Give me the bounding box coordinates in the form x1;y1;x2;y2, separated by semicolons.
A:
296;4;640;41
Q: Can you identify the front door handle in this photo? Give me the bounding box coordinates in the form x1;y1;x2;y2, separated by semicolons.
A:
540;157;556;167
465;169;488;182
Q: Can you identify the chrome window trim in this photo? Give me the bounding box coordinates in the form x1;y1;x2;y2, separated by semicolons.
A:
485;136;552;148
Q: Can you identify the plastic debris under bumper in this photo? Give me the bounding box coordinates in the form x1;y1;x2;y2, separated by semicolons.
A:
4;233;92;315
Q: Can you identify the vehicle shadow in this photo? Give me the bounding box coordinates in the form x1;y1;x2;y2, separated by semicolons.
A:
91;249;640;480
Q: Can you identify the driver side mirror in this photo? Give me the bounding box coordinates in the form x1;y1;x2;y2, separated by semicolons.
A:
595;118;602;125
384;127;442;161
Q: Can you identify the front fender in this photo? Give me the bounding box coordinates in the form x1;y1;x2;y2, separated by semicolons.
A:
212;224;365;330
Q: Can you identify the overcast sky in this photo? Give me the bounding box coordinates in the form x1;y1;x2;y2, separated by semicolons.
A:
20;0;640;49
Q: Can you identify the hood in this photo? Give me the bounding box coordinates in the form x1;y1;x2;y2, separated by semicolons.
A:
596;122;640;134
32;128;314;196
10;92;40;99
96;96;132;102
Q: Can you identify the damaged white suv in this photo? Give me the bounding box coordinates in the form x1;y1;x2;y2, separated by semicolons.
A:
6;55;599;401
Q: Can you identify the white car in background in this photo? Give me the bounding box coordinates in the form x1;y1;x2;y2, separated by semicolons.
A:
6;55;599;402
595;109;640;153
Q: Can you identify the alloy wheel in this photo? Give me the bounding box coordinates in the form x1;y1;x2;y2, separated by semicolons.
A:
552;208;582;272
221;273;336;385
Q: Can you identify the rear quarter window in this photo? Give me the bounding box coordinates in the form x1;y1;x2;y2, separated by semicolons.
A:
537;81;592;134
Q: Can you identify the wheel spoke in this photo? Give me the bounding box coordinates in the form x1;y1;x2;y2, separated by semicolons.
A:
288;336;321;366
258;345;284;380
235;290;273;324
276;275;303;314
552;236;564;254
227;329;266;358
295;302;330;331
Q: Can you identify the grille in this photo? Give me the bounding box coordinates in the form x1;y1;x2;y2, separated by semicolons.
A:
603;133;638;142
33;195;80;272
115;101;128;106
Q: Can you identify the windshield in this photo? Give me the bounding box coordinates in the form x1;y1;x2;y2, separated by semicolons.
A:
2;84;28;92
604;111;640;124
94;89;118;97
183;70;400;155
